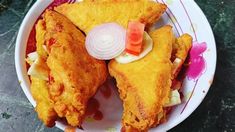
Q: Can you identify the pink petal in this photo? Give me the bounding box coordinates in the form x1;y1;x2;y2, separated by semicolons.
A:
187;56;206;80
190;42;207;57
49;0;70;8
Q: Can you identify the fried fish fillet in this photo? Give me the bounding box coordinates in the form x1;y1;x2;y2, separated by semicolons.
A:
31;76;57;127
172;34;192;62
172;34;192;78
153;34;193;126
109;26;174;131
55;1;166;34
30;10;107;127
30;19;57;127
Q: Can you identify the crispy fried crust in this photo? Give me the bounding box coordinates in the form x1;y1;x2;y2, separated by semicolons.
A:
172;34;193;61
55;1;166;34
109;26;174;131
171;34;193;78
31;77;57;127
36;20;48;59
31;10;108;127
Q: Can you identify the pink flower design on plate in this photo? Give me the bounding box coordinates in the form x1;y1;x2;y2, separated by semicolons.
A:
186;42;207;81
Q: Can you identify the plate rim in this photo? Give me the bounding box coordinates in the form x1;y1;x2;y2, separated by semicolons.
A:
163;0;217;131
14;0;217;131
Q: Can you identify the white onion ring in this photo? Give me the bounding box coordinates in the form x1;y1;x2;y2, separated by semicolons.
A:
85;23;126;60
115;32;153;64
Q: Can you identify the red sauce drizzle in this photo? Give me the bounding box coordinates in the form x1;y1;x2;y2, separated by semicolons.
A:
48;0;70;9
93;110;103;120
100;82;112;99
25;26;37;71
85;98;103;121
164;107;172;115
166;58;190;116
26;26;36;55
85;98;100;116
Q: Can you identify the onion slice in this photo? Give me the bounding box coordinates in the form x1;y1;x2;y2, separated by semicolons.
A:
164;90;181;107
85;23;126;60
115;32;153;64
26;52;48;81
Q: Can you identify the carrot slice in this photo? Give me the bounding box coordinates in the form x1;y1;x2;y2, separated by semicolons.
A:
125;21;145;55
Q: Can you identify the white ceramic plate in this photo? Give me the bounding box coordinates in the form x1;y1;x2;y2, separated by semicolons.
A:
15;0;216;131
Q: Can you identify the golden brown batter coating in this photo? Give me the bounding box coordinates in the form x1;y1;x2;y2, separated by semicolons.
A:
172;34;193;61
55;1;166;34
109;26;174;131
30;10;107;127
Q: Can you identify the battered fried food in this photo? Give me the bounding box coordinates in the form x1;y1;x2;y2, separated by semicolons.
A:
55;1;166;34
172;34;193;78
27;1;193;130
172;34;192;62
30;10;107;127
109;26;175;131
31;77;57;127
